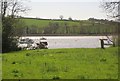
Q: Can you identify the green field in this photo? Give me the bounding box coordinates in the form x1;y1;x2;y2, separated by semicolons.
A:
21;18;82;27
0;54;2;80
2;47;118;79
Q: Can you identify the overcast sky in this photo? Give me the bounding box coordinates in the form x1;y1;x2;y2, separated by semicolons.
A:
23;0;108;20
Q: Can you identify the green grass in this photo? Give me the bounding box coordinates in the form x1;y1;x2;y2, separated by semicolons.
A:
22;19;50;28
2;47;118;79
22;18;81;28
0;54;2;80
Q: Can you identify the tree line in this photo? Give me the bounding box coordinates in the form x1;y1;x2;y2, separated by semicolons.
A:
15;18;118;36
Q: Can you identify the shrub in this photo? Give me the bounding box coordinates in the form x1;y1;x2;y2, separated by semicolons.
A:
52;75;60;80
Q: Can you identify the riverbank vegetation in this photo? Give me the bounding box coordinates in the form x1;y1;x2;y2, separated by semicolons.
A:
2;47;118;79
1;0;29;53
15;17;118;36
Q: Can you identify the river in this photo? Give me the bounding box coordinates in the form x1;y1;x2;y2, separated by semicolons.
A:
21;36;112;49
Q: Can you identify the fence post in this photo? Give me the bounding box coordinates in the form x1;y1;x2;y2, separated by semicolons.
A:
100;39;104;49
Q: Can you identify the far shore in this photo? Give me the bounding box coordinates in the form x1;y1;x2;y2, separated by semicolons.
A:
21;34;115;37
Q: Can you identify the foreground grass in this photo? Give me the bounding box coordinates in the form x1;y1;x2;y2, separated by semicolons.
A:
0;54;2;80
2;47;118;79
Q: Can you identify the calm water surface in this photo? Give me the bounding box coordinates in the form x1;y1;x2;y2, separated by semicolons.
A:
21;36;110;49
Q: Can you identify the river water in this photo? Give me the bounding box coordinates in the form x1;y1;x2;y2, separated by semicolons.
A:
21;36;111;49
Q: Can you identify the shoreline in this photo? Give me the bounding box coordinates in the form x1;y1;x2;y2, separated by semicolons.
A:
21;34;114;37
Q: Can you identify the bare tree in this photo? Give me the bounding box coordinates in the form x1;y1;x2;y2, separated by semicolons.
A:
1;0;29;18
68;17;72;21
101;0;120;19
100;0;120;46
59;15;63;20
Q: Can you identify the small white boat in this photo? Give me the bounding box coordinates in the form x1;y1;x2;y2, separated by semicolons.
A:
18;38;37;49
36;37;48;49
18;37;48;50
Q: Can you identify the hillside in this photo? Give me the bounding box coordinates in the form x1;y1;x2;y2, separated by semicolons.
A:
15;18;118;36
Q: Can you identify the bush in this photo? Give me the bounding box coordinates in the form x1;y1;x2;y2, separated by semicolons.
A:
2;17;22;53
52;75;60;80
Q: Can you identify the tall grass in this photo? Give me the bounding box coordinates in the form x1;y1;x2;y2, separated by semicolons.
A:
0;54;2;80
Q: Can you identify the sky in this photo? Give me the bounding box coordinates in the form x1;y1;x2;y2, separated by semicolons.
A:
22;0;108;20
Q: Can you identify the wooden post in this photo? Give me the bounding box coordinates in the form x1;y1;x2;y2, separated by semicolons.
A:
100;39;104;49
100;39;108;49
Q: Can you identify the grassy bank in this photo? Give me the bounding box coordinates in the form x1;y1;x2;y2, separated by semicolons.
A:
0;54;2;80
2;47;118;79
